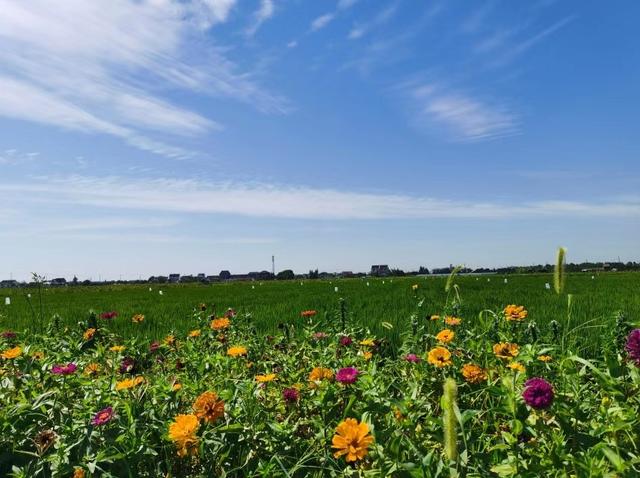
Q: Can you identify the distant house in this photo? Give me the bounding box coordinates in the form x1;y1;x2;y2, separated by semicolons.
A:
0;279;18;288
50;278;67;286
180;275;196;283
219;270;231;281
206;275;220;282
197;273;206;282
370;265;391;277
168;273;180;283
340;271;354;278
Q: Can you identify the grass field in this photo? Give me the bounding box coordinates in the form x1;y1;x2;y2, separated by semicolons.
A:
2;272;639;356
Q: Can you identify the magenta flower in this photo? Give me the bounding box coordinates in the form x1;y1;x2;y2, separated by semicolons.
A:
313;332;329;340
282;387;300;404
91;407;114;426
51;363;77;375
339;336;353;347
100;311;118;320
404;353;421;363
522;378;554;409
119;357;136;374
149;341;160;353
1;331;17;339
625;329;640;366
336;367;359;384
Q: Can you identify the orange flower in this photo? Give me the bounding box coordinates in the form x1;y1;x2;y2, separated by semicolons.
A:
308;367;334;385
507;362;525;373
164;335;176;346
131;314;145;324
192;391;225;423
504;305;527;322
1;346;22;359
429;314;441;321
72;467;85;478
444;316;461;326
301;310;317;318
255;373;277;383
427;347;452;367
211;318;231;330
363;351;373;360
188;329;201;338
109;345;125;353
435;329;455;344
227;346;247;357
332;418;374;462
493;342;520;360
116;376;144;391
461;363;487;383
168;414;199;457
83;328;96;341
31;351;45;360
84;363;100;376
538;355;552;362
172;383;182;392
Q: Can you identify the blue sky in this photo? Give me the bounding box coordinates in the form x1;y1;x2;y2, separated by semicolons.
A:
0;0;638;280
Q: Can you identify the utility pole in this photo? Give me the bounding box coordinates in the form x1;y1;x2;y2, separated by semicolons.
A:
272;255;275;276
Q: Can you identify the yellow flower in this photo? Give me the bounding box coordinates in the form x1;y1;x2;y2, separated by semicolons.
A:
493;342;520;360
83;328;96;341
168;414;199;457
359;338;375;347
461;363;487;383
255;373;277;383
435;329;455;344
308;367;334;385
172;383;182;391
211;318;231;330
430;314;441;321
84;363;100;376
332;418;374;462
411;284;419;291
1;346;22;359
32;351;45;360
427;347;452;367
507;362;525;373
363;351;373;360
538;355;552;362
72;467;85;478
227;346;247;357
504;305;527;322
444;316;461;326
131;314;145;324
164;335;175;346
188;329;201;338
116;376;144;391
109;345;125;352
192;391;225;423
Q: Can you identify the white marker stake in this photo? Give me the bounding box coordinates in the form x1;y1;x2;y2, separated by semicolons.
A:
545;283;551;289
334;286;339;293
504;278;508;284
4;297;10;305
159;290;164;296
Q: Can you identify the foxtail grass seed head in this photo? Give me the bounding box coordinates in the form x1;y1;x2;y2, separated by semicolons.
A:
554;247;566;295
442;378;458;462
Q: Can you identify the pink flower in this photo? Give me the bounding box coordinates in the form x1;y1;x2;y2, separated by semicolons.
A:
404;353;421;363
100;311;118;320
51;363;77;375
1;331;17;339
522;378;554;409
336;367;359;384
313;332;329;340
91;407;114;426
339;336;353;347
282;387;300;403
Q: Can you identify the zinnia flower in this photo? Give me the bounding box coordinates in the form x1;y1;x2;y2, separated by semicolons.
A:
283;387;300;403
336;367;359;384
493;342;520;360
73;467;85;478
508;362;526;373
192;391;225;423
504;304;528;321
309;367;333;386
522;377;554;409
1;346;22;359
149;341;161;352
411;284;419;291
211;318;231;330
131;314;145;323
444;316;461;326
429;315;440;321
359;338;375;347
427;347;452;367
313;332;329;340
363;351;373;360
1;331;17;339
32;351;45;360
461;363;487;383
84;363;100;376
116;376;144;391
255;373;277;383
119;356;136;374
164;335;175;346
538;355;553;362
51;363;77;375
404;353;421;363
33;429;56;454
100;311;118;320
301;310;317;318
625;329;640;366
109;345;125;353
332;418;374;462
435;329;455;344
83;328;96;341
188;329;201;338
168;414;199;457
339;335;352;346
227;345;247;357
224;308;236;318
91;407;114;426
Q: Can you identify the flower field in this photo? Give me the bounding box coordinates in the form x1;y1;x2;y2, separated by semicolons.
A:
1;274;640;476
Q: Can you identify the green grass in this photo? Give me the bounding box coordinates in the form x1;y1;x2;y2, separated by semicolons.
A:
2;272;639;356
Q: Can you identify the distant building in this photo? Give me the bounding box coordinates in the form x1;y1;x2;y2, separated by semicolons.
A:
370;265;391;277
0;280;18;288
206;275;220;282
340;271;354;278
219;270;231;281
197;273;206;282
50;278;67;286
168;273;180;283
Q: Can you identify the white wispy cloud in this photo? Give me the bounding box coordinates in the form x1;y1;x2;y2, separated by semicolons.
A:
405;83;519;142
310;13;335;32
245;0;275;37
1;175;637;220
348;4;397;40
0;0;287;159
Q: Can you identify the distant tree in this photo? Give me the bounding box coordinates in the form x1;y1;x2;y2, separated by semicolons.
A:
276;270;295;280
390;268;405;277
308;269;319;279
418;266;430;275
72;276;79;286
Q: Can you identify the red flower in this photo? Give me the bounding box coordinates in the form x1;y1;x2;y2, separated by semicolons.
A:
100;311;118;320
91;407;114;426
